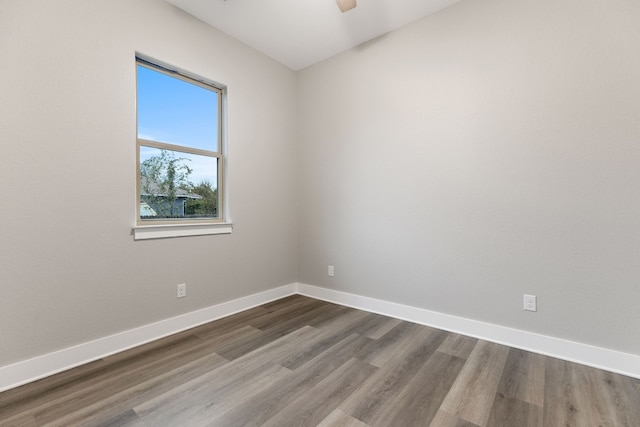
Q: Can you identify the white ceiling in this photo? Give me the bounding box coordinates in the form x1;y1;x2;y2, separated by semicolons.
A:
165;0;463;70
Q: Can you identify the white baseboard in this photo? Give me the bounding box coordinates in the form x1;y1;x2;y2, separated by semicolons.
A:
3;282;638;393
296;283;640;380
0;284;297;393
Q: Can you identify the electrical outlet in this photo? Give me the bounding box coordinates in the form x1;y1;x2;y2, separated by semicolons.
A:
177;283;186;298
523;294;536;312
328;265;335;277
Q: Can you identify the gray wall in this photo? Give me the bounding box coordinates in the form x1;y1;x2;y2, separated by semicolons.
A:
297;0;640;355
2;0;640;369
0;0;298;366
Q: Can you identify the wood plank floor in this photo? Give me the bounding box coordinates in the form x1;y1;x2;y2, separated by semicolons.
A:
1;295;639;426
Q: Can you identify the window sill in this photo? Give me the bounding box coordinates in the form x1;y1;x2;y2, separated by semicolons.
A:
133;222;233;240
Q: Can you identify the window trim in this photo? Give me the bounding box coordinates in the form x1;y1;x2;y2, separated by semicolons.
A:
132;222;233;240
134;55;228;232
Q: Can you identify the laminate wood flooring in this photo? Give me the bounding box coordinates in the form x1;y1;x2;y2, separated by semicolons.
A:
1;295;639;426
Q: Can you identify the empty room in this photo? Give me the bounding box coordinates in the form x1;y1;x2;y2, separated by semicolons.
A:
1;0;639;425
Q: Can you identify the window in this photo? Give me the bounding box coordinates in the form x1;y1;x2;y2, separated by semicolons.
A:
136;57;225;231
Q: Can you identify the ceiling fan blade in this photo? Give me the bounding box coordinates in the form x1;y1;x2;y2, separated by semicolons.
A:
335;0;357;13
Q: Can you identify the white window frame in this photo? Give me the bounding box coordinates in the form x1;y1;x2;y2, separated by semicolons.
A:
133;55;231;240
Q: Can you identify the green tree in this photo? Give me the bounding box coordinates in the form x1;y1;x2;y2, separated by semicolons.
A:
185;180;218;218
140;150;192;218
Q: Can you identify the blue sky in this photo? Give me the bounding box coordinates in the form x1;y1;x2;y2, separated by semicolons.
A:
137;64;219;186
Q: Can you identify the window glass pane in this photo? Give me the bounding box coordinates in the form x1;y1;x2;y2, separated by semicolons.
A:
139;146;219;220
137;65;219;152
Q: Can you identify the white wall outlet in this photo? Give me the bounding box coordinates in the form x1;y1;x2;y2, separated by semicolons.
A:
177;283;186;298
523;294;537;312
328;265;335;277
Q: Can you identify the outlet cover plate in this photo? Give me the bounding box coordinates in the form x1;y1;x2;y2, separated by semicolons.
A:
523;294;537;312
177;283;186;298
